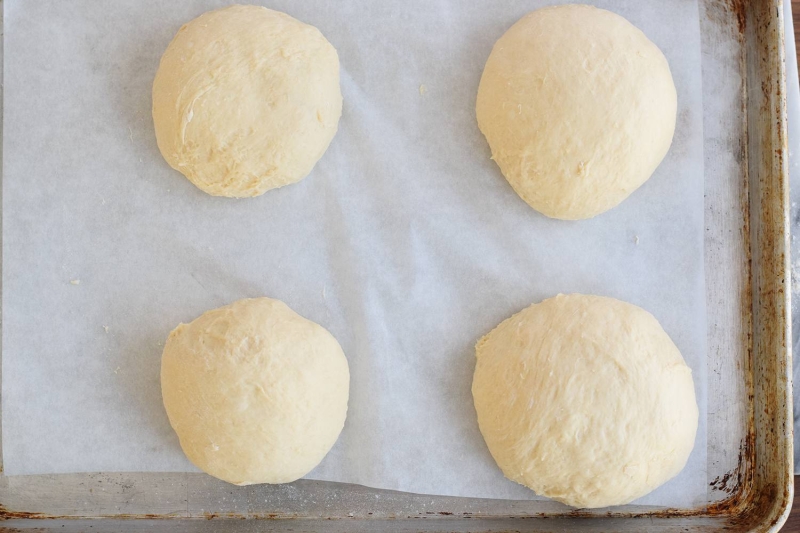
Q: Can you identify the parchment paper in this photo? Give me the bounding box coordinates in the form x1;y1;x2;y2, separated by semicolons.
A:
2;0;707;507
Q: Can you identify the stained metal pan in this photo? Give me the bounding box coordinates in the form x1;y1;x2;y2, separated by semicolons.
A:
0;0;792;531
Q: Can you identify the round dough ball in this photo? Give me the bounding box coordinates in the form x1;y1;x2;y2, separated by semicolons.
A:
472;294;697;508
161;297;349;485
476;5;677;220
152;6;342;197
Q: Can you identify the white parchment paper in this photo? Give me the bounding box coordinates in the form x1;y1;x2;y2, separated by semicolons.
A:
2;0;707;507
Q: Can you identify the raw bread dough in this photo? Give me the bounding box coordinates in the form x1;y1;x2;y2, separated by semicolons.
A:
152;5;342;197
476;5;677;220
161;298;349;485
472;294;697;508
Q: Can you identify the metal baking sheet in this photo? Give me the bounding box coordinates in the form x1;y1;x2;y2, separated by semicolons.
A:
0;0;792;531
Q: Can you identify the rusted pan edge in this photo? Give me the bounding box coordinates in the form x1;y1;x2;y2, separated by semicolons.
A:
712;0;795;530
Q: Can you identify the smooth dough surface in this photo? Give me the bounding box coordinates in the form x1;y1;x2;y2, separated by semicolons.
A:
161;297;349;485
472;294;697;508
152;5;342;197
476;5;677;220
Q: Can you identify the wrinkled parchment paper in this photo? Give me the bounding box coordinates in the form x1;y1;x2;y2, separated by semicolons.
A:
3;0;706;506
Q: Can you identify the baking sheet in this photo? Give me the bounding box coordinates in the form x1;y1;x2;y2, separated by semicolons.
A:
2;0;707;507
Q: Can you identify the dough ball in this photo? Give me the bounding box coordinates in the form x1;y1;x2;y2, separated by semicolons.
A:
161;298;349;485
476;5;677;220
152;6;342;197
472;294;697;508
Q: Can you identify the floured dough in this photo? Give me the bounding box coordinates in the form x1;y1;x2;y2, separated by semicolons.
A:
476;5;677;220
152;5;342;197
472;294;697;508
161;298;349;485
